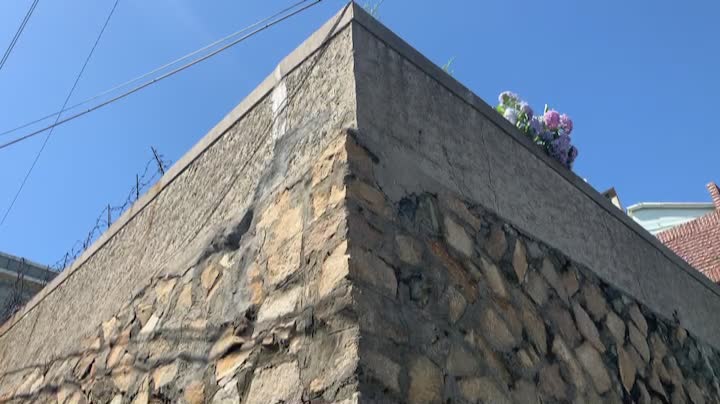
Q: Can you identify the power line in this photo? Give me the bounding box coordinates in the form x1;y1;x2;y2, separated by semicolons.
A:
0;0;313;138
0;0;121;228
0;0;323;152
0;0;40;73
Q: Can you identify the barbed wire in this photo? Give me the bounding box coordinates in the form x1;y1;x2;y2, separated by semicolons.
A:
49;149;171;271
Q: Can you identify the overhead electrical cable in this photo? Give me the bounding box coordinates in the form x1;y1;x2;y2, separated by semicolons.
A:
0;0;313;138
0;0;323;152
0;0;40;73
0;0;121;227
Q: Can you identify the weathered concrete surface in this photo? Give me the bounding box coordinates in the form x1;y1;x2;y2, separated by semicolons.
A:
350;7;720;350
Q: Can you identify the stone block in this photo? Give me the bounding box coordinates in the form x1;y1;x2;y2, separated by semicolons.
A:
446;343;480;376
575;342;611;394
512;239;528;282
363;351;401;394
352;248;397;297
581;282;609;321
540;258;568;303
628;322;650;363
481;256;508;299
319;241;350;298
408;355;442;404
552;336;587;392
458;377;511;404
265;233;302;286
245;362;302;404
485;225;507;261
605;311;626;346
444;216;474;257
152;361;178;389
539;363;568;401
480;306;519;352
256;287;301;323
395;234;423;266
573;302;605;352
618;344;637;392
547;301;582;348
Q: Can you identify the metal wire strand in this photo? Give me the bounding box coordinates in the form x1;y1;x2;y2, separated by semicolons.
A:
0;0;121;228
50;153;172;271
0;0;40;72
0;0;316;138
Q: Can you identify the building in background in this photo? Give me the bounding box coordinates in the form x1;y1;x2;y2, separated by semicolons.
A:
654;183;720;283
0;251;57;323
627;201;714;235
602;187;623;210
627;182;720;283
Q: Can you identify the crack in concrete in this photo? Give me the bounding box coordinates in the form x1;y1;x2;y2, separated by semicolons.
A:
477;123;500;215
441;144;471;203
599;212;652;312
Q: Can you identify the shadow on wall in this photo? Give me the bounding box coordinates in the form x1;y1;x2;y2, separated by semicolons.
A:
0;275;28;325
0;10;360;401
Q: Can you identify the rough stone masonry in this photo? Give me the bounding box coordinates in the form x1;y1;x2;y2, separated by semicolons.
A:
1;3;720;403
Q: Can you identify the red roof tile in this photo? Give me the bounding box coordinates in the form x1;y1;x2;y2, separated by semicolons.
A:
656;182;720;283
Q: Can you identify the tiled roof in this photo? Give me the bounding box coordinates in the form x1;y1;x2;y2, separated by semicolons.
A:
656;183;720;283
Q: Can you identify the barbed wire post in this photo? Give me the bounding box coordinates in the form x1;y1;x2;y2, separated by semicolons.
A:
151;146;165;175
51;151;172;273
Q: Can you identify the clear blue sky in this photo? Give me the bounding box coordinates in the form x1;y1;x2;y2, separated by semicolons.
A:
1;0;718;266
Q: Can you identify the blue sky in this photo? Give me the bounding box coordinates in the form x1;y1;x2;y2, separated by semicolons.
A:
0;0;718;266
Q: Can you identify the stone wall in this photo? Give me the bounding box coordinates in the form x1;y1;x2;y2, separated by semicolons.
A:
351;6;720;349
342;146;720;401
0;6;361;403
345;6;720;402
2;4;720;403
0;132;363;403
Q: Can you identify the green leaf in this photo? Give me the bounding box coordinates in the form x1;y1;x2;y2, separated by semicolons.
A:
441;57;456;76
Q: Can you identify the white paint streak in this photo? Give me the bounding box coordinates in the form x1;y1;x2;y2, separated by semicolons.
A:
271;80;288;140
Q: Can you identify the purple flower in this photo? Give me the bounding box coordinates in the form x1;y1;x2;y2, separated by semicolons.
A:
530;116;544;135
498;91;519;105
519;102;534;119
544;110;560;131
568;145;579;164
559;114;573;135
539;131;554;143
550;135;571;167
503;107;519;125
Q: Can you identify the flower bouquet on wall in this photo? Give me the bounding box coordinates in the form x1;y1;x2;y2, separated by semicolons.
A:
496;91;578;170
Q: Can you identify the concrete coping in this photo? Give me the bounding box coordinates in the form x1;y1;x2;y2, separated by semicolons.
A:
0;2;355;337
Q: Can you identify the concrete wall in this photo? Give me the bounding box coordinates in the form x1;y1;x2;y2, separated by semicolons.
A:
0;5;361;402
349;8;720;352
